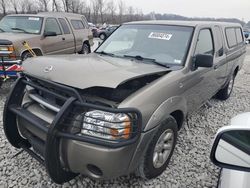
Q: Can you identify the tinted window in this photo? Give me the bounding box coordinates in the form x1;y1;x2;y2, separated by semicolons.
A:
214;26;224;56
44;18;61;35
71;20;85;30
195;29;214;55
225;28;237;48
236;28;243;44
58;18;70;34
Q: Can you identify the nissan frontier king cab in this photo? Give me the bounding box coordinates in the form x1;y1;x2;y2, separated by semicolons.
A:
3;21;246;184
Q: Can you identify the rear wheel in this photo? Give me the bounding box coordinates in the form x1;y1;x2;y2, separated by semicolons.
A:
99;33;106;40
0;77;3;88
79;43;90;54
216;74;235;100
136;116;178;179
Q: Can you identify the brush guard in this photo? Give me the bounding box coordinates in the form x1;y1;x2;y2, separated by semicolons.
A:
3;73;142;184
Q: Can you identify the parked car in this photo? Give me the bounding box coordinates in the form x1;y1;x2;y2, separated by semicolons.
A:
243;31;250;43
3;21;246;184
210;112;250;188
98;25;119;40
0;12;94;85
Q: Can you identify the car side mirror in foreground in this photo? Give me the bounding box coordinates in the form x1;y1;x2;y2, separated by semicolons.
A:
210;127;250;172
193;54;213;68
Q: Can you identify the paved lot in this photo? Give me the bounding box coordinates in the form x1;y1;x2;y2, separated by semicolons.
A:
0;46;250;187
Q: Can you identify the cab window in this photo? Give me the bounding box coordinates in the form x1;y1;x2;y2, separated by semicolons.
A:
71;20;85;30
44;18;62;35
58;18;71;34
214;26;224;57
195;29;214;55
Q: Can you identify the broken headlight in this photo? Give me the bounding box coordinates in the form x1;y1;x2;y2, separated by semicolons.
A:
80;110;132;140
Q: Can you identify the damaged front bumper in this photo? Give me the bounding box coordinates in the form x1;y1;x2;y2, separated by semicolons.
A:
3;74;143;183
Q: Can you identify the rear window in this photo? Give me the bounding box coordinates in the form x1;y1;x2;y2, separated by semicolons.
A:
225;27;243;48
71;20;85;30
225;28;237;48
236;28;243;44
58;18;70;34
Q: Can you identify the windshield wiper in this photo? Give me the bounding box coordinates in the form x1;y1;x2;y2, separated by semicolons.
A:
95;51;115;57
123;55;169;68
11;27;30;34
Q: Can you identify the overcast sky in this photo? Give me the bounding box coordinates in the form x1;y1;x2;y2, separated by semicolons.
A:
123;0;250;22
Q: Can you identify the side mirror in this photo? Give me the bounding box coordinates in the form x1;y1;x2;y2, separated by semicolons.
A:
44;31;57;37
210;127;250;172
193;54;213;68
245;33;249;39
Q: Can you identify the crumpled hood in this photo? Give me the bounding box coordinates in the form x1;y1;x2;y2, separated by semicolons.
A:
23;53;170;89
0;32;37;43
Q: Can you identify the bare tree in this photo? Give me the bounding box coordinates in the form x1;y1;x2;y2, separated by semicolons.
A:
62;0;70;12
38;0;50;12
118;0;125;23
91;0;99;24
106;0;116;23
52;0;60;11
0;0;7;15
10;0;19;14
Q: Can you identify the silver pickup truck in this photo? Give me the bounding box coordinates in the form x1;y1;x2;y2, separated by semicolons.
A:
3;21;246;184
0;12;93;85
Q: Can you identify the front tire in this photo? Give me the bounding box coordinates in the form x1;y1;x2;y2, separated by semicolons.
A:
136;116;178;179
216;74;235;100
21;52;33;61
99;33;106;40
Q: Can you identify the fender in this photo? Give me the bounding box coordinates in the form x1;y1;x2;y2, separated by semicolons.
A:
144;96;187;131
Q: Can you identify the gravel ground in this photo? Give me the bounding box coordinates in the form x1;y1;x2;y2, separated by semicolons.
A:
1;47;250;188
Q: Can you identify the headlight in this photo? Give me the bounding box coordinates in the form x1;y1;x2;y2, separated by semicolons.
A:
80;110;132;140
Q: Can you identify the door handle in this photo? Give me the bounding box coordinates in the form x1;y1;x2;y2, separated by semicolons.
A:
62;37;65;41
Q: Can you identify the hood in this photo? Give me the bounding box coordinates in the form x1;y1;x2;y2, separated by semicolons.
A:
0;32;37;44
23;53;170;89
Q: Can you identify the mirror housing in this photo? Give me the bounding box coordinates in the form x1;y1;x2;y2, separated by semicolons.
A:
193;54;213;68
210;126;250;172
245;33;249;39
44;31;57;37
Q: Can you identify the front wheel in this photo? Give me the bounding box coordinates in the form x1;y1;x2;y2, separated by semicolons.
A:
136;116;178;179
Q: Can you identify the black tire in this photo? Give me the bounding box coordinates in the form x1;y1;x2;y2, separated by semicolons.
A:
21;52;33;61
0;77;3;88
136;116;178;179
216;74;235;100
79;43;90;54
99;33;106;40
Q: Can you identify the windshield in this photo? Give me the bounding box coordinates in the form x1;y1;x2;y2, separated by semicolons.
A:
96;24;194;66
0;16;43;34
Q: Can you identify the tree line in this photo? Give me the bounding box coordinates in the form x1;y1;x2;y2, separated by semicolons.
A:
0;0;247;26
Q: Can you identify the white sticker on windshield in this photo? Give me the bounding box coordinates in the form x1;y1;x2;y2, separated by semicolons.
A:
174;59;182;64
28;17;40;21
148;32;172;40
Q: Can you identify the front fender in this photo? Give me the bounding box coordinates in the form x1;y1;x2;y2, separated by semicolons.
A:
144;96;187;131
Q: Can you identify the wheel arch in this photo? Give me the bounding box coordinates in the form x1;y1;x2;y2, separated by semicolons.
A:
20;48;43;59
144;96;187;131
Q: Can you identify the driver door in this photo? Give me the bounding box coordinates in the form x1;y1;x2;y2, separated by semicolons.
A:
40;17;67;55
